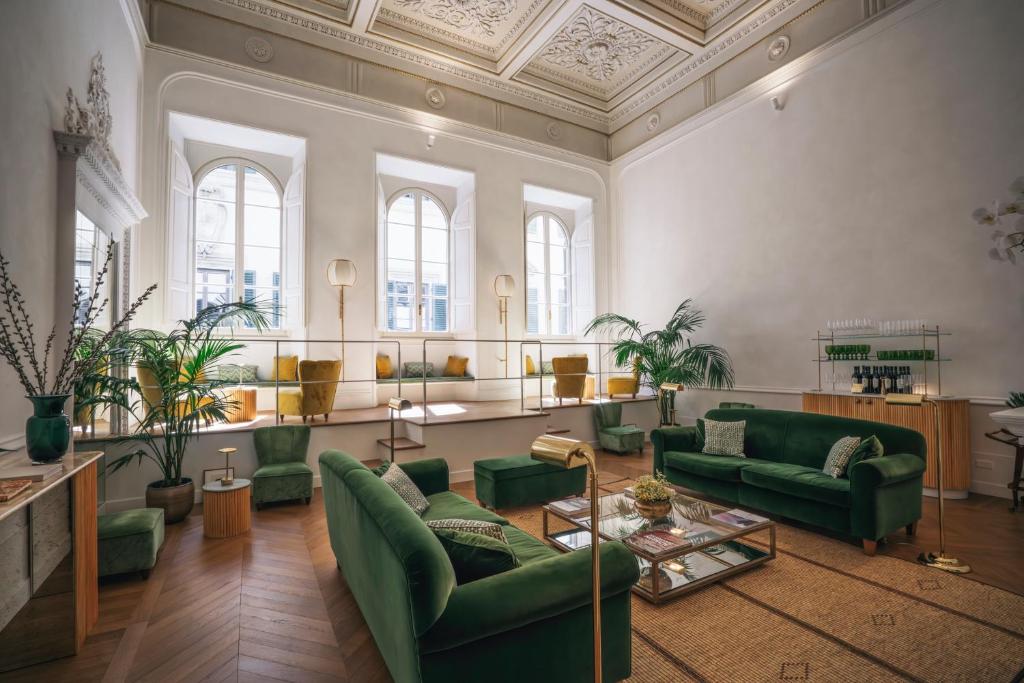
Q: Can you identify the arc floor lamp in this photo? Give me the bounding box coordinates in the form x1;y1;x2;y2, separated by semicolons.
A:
327;259;357;380
884;393;970;574
530;434;603;682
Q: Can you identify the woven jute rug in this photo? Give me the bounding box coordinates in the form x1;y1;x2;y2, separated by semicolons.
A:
500;482;1024;683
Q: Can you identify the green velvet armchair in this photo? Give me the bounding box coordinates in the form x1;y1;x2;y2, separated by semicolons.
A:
253;425;313;509
594;403;644;455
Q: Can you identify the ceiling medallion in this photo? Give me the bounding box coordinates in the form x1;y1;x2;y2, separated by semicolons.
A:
767;35;790;62
245;36;274;63
394;0;517;38
546;122;562;140
541;8;655;82
646;112;660;132
425;86;447;109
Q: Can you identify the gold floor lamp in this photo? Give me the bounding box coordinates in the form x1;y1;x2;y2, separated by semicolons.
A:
530;435;603;682
884;393;970;574
494;275;515;378
327;259;357;380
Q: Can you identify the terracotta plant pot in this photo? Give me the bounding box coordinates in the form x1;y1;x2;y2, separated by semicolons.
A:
634;498;672;520
146;478;195;524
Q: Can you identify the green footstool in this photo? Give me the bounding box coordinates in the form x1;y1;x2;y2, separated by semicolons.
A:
98;508;165;579
474;455;587;510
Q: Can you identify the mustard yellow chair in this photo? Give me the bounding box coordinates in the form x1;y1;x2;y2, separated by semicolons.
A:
551;356;589;405
279;360;341;423
135;363;213;421
607;359;641;399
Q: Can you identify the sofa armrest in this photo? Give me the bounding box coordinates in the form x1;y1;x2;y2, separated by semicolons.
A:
650;426;698;473
849;453;925;490
419;542;639;654
398;458;450;496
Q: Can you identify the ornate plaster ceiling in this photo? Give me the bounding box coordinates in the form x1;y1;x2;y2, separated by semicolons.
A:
168;0;819;131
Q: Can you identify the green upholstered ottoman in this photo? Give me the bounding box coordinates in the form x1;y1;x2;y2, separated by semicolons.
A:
474;455;587;510
98;508;165;579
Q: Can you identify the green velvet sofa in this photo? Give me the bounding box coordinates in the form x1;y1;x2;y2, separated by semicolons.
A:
319;451;640;683
652;408;927;555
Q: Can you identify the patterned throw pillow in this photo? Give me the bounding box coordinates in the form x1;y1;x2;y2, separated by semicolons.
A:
381;463;430;515
701;419;746;457
403;362;434;378
540;361;555;375
425;518;508;543
844;435;884;476
431;528;520;584
216;364;258;383
823;436;863;479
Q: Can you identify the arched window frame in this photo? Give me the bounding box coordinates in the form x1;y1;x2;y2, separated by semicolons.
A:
525;211;572;337
192;158;284;328
381;187;452;334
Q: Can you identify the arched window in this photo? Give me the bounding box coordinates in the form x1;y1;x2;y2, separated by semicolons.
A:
526;213;571;336
384;189;450;333
194;161;282;328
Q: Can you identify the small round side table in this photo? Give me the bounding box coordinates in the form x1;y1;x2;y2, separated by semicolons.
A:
202;478;252;538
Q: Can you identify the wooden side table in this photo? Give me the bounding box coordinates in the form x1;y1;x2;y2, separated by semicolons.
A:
223;386;257;423
202;479;252;538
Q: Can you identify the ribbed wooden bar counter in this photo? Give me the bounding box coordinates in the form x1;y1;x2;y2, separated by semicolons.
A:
202;478;252;538
802;392;971;496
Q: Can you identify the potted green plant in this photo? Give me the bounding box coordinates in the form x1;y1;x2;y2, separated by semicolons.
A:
0;247;154;462
108;301;269;523
586;299;735;426
633;472;673;520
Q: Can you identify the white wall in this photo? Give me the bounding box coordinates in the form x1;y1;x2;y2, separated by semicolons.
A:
611;0;1024;496
0;0;142;446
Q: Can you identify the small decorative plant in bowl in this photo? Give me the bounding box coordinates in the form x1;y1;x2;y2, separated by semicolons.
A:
633;472;673;520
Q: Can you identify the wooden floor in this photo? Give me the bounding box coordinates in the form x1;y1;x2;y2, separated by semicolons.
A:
4;447;1021;682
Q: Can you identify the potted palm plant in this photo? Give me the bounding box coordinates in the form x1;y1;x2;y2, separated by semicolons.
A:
108;301;268;523
586;299;735;426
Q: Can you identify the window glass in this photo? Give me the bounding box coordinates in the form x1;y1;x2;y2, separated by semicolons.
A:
525;214;571;335
384;190;449;333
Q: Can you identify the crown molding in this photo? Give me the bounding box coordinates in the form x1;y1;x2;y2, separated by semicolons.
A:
119;0;150;64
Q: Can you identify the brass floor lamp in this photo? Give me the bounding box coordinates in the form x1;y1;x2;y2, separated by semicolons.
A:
327;259;357;380
885;393;970;574
531;435;603;683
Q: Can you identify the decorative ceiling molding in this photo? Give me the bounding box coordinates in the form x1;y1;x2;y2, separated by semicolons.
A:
393;0;517;38
538;8;661;83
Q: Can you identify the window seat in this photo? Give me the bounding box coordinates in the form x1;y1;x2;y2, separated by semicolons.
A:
376;374;476;385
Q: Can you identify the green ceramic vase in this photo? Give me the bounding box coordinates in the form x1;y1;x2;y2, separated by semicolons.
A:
26;394;71;464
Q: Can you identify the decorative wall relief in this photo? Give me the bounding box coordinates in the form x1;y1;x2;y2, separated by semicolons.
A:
394;0;517;38
646;112;660;132
546;121;562;140
425;86;447;109
540;8;656;82
245;36;275;63
767;35;790;61
63;53;120;172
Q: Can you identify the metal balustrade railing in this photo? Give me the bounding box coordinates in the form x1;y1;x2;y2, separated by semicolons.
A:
81;336;642;437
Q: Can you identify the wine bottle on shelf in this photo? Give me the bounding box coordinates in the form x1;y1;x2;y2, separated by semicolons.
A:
895;367;904;394
866;367;876;394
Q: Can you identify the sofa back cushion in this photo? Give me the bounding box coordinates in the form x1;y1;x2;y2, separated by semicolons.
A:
703;408;790;462
782;412;926;470
319;450;456;682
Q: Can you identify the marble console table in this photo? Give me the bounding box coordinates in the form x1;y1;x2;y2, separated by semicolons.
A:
0;450;101;672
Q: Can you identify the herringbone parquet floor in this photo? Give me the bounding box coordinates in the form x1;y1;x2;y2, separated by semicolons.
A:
1;493;389;683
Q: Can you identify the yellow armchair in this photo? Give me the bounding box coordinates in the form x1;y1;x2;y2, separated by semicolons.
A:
551;356;589;405
279;360;342;423
136;363;213;420
607;358;641;399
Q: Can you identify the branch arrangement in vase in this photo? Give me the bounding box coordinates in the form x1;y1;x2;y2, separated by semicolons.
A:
0;245;156;396
972;176;1024;263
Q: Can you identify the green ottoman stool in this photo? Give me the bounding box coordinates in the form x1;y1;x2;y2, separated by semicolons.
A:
474;455;587;510
98;508;165;579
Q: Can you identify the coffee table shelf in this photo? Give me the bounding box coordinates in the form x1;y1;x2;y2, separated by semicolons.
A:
542;486;776;604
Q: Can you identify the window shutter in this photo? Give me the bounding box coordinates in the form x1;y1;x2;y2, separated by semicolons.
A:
283;164;305;331
572;215;595;336
450;193;474;333
165;142;193;323
376;178;387;330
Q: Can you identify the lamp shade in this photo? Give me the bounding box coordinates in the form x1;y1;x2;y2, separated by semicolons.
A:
327;259;357;287
388;397;413;411
493;274;515;297
530;434;593;469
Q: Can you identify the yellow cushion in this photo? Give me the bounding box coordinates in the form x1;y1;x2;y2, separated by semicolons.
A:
525;355;536;376
272;355;298;382
443;355;469;377
376;354;394;379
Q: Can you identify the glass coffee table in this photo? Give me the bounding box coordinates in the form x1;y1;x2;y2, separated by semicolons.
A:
542;486;776;604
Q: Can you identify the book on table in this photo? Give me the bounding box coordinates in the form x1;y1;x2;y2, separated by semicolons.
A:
0;479;32;502
711;509;769;528
549;496;590;514
0;454;63;483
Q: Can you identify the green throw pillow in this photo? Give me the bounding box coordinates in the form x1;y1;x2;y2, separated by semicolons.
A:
432;528;520;584
844;435;885;477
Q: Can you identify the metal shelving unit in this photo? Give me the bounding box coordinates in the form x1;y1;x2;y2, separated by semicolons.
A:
813;326;950;395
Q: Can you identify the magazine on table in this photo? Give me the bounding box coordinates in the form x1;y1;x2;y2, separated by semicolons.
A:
711;509;769;528
628;528;691;554
549;496;590;514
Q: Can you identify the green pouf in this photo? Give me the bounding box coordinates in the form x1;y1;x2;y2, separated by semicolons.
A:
98;508;165;579
474;455;587;510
